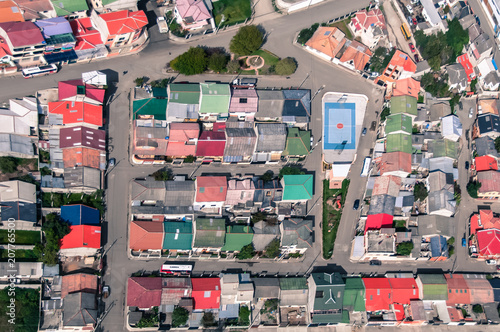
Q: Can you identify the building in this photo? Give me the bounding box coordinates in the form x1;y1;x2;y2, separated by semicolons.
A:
163;221;193;251
363;277;392;312
253;277;280;301
0;133;34;158
364;213;393;233
0;21;45;66
129;220;163;252
0;180;37;223
476;229;500;258
16;0;56;21
420;0;446;32
0;97;38;136
255;90;284;122
253;123;287;163
372;175;401;197
70;17;108;62
199;83;231;117
416;274;448;300
475;136;499;157
225;178;255;207
191;278;221;310
308;273;345;324
457;53;475;81
349;8;386;49
61;273;98;298
338;40;372;72
447;64;468;92
476;114;500;138
385;114;412;136
193;217;226;253
280;218;313;254
282;128;310;158
387;78;421;100
194;176;227;214
305;27;346;61
221;225;253;252
132;125;169;163
282;90;311;129
463;274;494;303
253;178;283;211
279;277;309;324
35;17;77;64
477;170;500;200
161;277;192;306
376;50;417;85
252;220;279;252
50;0;88;19
281;174;313;202
166;83;200;122
379;152;412;178
441;114;462;142
48;101;103;128
229;88;258;121
89;0;138;13
343;277;366;323
166;122;199;158
223;126;257;163
59;225;101;256
367;194;396;215
127;277;162;309
174;0;215;31
388;278;419;304
468;24;494;64
58;79;106;105
445;274;471;305
196;122;226;161
61;204;99;226
62;292;97;330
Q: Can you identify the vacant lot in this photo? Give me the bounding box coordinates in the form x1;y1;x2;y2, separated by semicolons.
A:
213;0;251;26
0;230;40;245
322;179;350;259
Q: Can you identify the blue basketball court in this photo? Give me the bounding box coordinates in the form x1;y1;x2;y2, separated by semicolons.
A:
324;102;356;150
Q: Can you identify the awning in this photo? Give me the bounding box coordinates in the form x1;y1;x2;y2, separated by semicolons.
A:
44;50;77;64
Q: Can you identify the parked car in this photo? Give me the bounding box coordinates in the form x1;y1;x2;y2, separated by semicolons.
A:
459;101;463;110
462;237;466;247
406;4;413;14
362;128;367;136
414;54;419;63
486;259;497;265
370;72;380;78
109;158;116;168
310;135;314;146
353;199;360;210
156;16;168;33
469;107;474;118
412;18;417;25
370;121;376;131
102;285;110;298
409;43;416;53
465;161;469;170
370;260;382;265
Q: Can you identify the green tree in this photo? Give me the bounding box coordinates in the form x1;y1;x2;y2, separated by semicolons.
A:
208;53;228;72
297;23;319;45
467;181;482;198
260;170;274;183
171;47;208;75
446;18;469;57
380;107;390;121
447;237;455;246
413;182;428;201
473;304;483;313
0;288;39;332
274;57;297;76
495;136;500;153
40;166;52;176
34;213;70;264
134;77;145;86
279;166;304;179
201;311;216;327
238;305;251;326
172;306;189;327
226;59;241;73
150;168;172;181
237;244;255;260
229;25;263;55
264;238;281;258
136;307;159;328
396;241;414;255
0;156;18;173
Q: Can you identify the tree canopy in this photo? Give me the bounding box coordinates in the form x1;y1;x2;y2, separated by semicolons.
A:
264;239;281;258
275;57;297;76
467;181;482;198
172;307;189;327
413;182;428;201
279;166;304;179
208;53;228;73
297;23;319;45
226;59;241;73
495;137;500;153
237;244;255;260
229;25;263;55
397;241;414;256
170;47;208;75
0;288;39;332
34;213;70;264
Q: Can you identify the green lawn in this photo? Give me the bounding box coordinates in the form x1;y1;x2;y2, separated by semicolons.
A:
41;190;104;214
322;179;350;259
330;19;353;40
0;249;39;262
213;0;252;26
251;49;280;66
0;230;40;245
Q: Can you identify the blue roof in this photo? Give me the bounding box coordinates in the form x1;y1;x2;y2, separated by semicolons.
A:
324;102;356;150
61;205;100;226
34;17;73;37
430;235;448;257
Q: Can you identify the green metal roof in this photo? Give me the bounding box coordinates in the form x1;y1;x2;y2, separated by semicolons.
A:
279;277;307;290
419;274;448;300
282;174;313;201
152;87;168;98
46;33;76;46
310;272;345;324
390;95;417;116
168;83;200;104
386;133;412;154
221;225;253;252
429;139;458;159
199;83;230;114
133;98;168;120
343;278;365;312
283;128;310;156
194;218;226;248
385;113;412;135
50;0;88;16
163;221;193;250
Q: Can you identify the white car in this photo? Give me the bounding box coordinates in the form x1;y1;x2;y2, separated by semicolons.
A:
406;5;413;14
486;259;497;265
469;108;474;118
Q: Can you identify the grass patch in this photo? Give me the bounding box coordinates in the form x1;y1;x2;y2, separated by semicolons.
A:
252;49;280;66
0;249;39;262
240;69;256;75
322;179;350;259
330;19;353;40
0;230;40;245
41;190;104;215
213;0;252;27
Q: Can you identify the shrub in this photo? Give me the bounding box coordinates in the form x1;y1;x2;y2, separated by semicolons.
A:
208;53;228;72
237;244;255;260
297;23;319;44
170;47;208;75
201;312;216;327
150;168;172;181
380;107;390;122
473;304;483;313
396;241;414;256
226;59;241;73
274;57;297;76
264;239;280;258
172;306;189;327
466;181;481;198
229;25;263;55
0;156;18;173
134;77;145;86
260;171;274;183
239;305;251;326
413;182;428;201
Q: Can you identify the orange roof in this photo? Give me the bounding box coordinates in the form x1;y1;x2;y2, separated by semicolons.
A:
63;147;104;169
129;220;164;251
392;78;421;99
305;27;346;59
380;152;412;175
475;155;498;171
339;40;372;71
168;122;199;141
61;273;98;299
99;10;148;36
0;1;24;23
60;225;101;249
48;101;103;127
478;99;499;115
377;50;416;84
195;176;227;202
166;142;197;157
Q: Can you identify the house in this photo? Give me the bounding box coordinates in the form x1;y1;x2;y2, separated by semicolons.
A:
477;58;498;86
445;274;471;305
61;166;101;192
308;273;345;324
457;53;475;81
446;64;468;92
50;0;88;19
386;133;412;154
483;71;500;91
253;277;280;301
0;180;36;223
281;174;313;202
88;0;139;13
61;204;99;226
70;17;109;60
253;123;287;163
35;17;77;64
372;175;401;197
127;277;162;309
62;292;97;329
0;133;34;158
367;194;396;215
252;220;279;252
376;50;417;85
365;213;394;233
385;114;412;136
133;98;168;125
477;170;500;200
476;229;500;258
163;221;193;251
229;88;258;121
280;218;313;254
191;278;221;310
343;277;366;323
129;220;163;252
58;79;106;105
282;128;310;158
363;277;392;312
166;83;200;122
174;0;214;31
253;178;283;210
166;122;199;158
15;0;56;21
219;274;242;318
59;225;101;256
475;136;499;157
388;278;419;305
428;171;454;193
428;236;450;261
468;25;494;64
161;277;192;306
463;274;494;303
194;176;227;214
90;9;148;54
0;21;45;66
60;126;106;150
441;114;462;142
477;114;500;138
62;146;105;170
196;122;226;160
223;126;257;163
0;262;42;281
475;155;498;172
416;274;448;300
338;40;372;72
199;83;231;116
193;217;226;253
279;277;308;321
390;95;418;117
489;278;500;301
0;98;38;136
221;225;253;252
61;273;98;298
387;77;421;99
420;0;446;32
225;178;255;206
132;125;169;163
428;139;459;159
255;90;284;122
379;152;412;178
428;189;455;217
349;8;386;49
282;90;311;128
470;210;500;236
305;27;346;61
48;101;103;128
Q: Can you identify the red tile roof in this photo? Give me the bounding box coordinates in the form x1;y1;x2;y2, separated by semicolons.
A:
463;276;495;303
351;8;386;31
0;21;44;47
457;54;475;82
127;277;162;308
380;152;412;175
365;213;394;233
339;40;372;71
470;210;500;235
372;175;402;197
477;228;500;257
58;79;106;103
445;274;470;305
62;147;103;169
60;126;106;150
49;101;103;127
196;130;226;157
477;170;500;194
191;278;221;310
305;27;346;59
61;273;98;298
129;221;163;251
388;278;419;305
60;225;101;249
99;10;148;36
195;176;227;202
70;18;104;51
377;50;416;84
474;155;498;172
166;142;197;157
363;278;392;311
392;78;421;99
168;122;199;141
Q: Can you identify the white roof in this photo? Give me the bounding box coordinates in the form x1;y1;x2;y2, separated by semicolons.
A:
82;71;107;86
330;164;351;178
421;0;443;26
477;58;496;77
352;236;365;259
441;115;463;141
